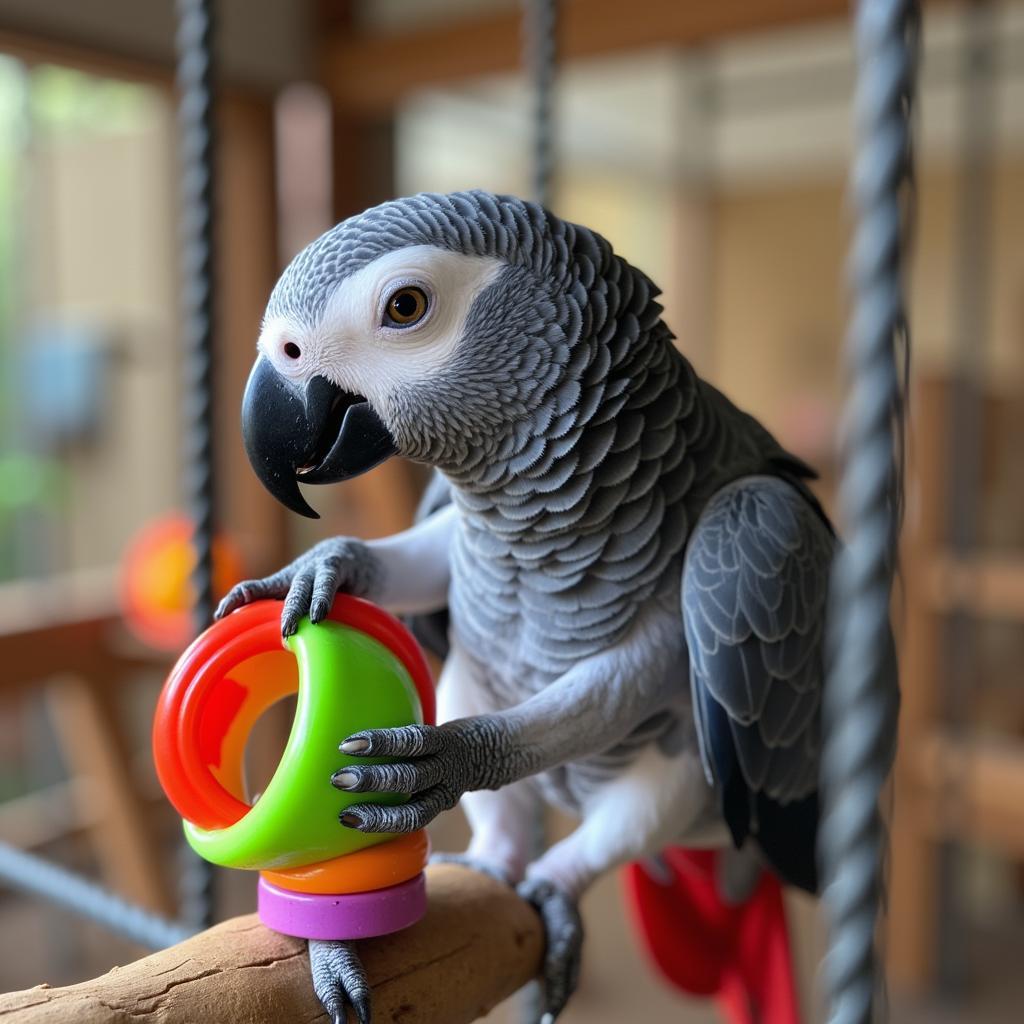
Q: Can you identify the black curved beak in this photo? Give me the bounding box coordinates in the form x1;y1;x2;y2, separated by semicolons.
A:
241;356;397;518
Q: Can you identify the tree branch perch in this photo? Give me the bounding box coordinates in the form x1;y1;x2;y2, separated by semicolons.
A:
0;865;543;1023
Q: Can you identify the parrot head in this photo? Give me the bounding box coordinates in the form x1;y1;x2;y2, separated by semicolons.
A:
243;190;595;518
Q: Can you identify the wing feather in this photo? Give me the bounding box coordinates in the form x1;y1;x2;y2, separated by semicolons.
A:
682;475;834;891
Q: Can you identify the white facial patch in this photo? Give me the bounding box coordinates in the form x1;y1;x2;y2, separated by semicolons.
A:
257;245;503;413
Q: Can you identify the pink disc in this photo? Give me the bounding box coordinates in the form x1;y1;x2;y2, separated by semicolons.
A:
257;873;427;940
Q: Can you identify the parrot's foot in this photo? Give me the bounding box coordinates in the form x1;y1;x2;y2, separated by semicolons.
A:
309;939;371;1024
428;851;514;887
215;536;380;637
516;877;583;1023
332;717;522;834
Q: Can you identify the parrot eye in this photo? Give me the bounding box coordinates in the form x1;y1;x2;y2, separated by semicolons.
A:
383;286;429;328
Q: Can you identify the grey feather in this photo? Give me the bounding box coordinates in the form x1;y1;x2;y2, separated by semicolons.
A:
682;476;834;804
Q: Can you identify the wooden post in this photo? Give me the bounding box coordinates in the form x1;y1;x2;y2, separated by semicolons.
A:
313;0;424;540
887;376;946;990
217;92;290;575
44;674;175;917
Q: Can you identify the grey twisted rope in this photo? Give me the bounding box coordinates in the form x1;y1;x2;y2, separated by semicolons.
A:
175;0;218;930
0;842;196;950
520;6;558;1021
522;0;558;209
820;3;919;1024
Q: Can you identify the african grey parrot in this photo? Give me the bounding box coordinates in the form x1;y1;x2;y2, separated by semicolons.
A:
216;189;863;1024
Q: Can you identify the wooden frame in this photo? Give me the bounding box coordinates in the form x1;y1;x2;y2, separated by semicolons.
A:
890;374;1024;990
321;0;947;114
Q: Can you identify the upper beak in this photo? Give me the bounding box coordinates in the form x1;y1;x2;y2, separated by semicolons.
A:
240;356;397;518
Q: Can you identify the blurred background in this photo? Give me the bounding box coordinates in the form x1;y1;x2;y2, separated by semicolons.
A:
0;1;1022;1022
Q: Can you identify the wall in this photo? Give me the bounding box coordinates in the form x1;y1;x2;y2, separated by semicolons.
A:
710;158;1024;470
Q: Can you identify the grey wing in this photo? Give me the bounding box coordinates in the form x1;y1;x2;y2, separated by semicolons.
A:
682;474;835;890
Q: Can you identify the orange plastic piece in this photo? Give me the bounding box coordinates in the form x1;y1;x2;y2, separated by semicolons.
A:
261;830;430;895
121;514;245;651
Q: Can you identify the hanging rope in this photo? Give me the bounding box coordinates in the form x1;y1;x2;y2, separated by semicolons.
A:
0;842;195;950
819;3;920;1023
519;6;558;1021
175;0;218;930
522;0;558;209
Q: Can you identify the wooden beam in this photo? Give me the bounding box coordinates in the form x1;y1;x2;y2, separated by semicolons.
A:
323;0;940;114
0;23;172;87
913;733;1024;859
925;553;1024;624
887;376;947;992
318;6;425;540
217;93;290;576
0;778;100;850
0;865;543;1024
45;676;175;916
0;571;161;691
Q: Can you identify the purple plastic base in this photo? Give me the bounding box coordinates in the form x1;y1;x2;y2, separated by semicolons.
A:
257;872;427;940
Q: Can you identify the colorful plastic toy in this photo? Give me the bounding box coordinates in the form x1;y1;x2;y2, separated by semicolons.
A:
121;514;245;651
153;595;435;940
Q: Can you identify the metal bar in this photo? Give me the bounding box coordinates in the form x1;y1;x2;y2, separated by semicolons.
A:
0;842;196;950
175;0;218;930
819;2;920;1023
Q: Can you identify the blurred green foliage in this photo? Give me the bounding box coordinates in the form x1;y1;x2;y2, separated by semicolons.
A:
0;58;152;581
29;63;157;136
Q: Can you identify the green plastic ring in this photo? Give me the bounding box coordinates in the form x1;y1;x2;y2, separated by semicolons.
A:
183;619;422;870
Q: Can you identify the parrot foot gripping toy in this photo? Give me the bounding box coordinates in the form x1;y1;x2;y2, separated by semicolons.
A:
153;595;435;942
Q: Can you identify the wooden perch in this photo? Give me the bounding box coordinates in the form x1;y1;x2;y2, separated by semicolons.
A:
0;865;543;1024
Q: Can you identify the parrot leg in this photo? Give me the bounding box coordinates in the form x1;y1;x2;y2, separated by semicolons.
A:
716;844;763;906
516;876;583;1024
428;851;512;885
308;939;371;1024
518;741;724;1022
332;624;686;834
429;774;542;885
431;657;541;886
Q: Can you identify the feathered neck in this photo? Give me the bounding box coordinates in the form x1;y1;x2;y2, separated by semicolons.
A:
441;248;700;553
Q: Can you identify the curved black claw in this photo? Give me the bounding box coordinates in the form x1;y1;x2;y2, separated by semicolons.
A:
429;851;514;887
309;939;371;1024
516;878;583;1023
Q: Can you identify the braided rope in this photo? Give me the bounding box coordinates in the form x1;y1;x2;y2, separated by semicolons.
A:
819;3;919;1023
175;0;218;929
522;0;558;209
520;6;558;1020
0;842;196;950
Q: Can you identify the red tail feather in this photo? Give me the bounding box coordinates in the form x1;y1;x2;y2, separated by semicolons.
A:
622;848;801;1024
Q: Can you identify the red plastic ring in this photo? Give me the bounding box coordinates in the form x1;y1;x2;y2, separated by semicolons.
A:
153;596;435;832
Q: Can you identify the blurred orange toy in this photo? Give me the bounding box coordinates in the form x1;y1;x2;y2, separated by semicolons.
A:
120;514;245;651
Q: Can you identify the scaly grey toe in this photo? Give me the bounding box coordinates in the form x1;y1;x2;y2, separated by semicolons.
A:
516;877;583;1023
309;939;371;1024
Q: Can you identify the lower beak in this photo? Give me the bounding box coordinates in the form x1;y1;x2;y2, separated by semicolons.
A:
240;356;397;518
